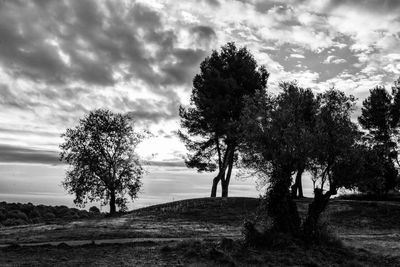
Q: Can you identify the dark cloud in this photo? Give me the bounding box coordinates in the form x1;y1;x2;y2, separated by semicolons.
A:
124;94;181;123
0;127;59;138
0;0;205;88
324;0;400;14
161;48;206;85
191;26;216;40
202;0;220;7
0;144;59;165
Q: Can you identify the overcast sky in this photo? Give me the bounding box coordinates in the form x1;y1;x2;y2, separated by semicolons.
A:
1;0;400;166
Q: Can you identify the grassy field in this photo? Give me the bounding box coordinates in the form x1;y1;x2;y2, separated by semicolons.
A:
1;197;400;266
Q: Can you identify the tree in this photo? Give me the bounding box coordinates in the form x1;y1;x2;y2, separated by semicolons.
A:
60;109;143;215
358;85;399;194
304;89;359;237
240;82;317;235
179;42;269;197
359;86;393;145
241;86;360;241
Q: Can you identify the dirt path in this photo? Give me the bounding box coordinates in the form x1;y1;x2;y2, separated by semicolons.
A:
0;235;240;248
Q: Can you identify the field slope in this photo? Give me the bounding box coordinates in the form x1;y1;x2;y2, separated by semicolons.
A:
1;197;400;266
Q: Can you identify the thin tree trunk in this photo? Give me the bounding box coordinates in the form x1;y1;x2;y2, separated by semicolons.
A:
110;190;116;215
291;165;305;198
221;179;228;197
296;166;304;198
211;173;221;197
221;148;234;197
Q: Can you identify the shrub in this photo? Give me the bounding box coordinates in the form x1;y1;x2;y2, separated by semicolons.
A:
43;212;56;220
2;218;26;226
8;210;28;221
89;206;100;213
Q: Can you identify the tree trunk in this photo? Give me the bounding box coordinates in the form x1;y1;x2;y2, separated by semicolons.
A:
267;166;301;235
291;165;305;198
221;149;234;197
110;190;116;215
221;180;228;197
210;173;222;197
303;188;333;238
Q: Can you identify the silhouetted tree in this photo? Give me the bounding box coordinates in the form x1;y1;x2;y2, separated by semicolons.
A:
241;86;360;240
240;82;317;235
358;85;399;194
179;42;269;197
359;86;393;145
356;145;398;195
60;109;143;215
304;89;359;237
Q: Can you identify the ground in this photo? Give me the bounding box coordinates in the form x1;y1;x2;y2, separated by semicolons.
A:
1;197;400;266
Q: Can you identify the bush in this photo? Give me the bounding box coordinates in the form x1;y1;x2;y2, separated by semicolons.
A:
89;206;100;213
43;212;56;220
2;218;26;226
8;210;28;221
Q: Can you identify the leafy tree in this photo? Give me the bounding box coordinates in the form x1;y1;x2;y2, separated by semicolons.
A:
240;82;317;234
179;42;269;197
60;109;143;215
304;89;359;237
358;84;399;194
359;86;393;145
241;86;360;240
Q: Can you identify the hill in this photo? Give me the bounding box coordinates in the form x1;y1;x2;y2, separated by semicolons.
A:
0;197;400;266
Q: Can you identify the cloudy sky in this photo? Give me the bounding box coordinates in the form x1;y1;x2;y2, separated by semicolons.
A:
0;0;400;205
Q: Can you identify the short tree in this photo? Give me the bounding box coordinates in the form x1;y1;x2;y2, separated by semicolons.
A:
304;89;359;237
240;82;317;235
60;109;143;215
179;42;269;197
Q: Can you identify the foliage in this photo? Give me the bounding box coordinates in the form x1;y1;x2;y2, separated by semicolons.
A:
358;82;400;194
240;82;320;235
240;85;361;240
0;201;99;227
89;206;101;213
179;42;269;197
60;109;143;214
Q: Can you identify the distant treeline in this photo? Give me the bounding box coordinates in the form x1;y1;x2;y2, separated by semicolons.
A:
0;202;102;227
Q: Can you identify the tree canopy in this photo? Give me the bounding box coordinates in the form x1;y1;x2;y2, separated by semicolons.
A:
60;109;143;214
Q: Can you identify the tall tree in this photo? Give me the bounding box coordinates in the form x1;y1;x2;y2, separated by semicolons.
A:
359;85;399;193
179;42;269;197
60;109;143;215
359;87;393;146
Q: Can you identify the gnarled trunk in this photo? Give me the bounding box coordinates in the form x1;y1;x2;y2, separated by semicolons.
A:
303;188;335;237
267;166;301;235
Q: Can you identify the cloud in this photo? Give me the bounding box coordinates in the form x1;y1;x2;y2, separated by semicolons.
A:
290;53;305;59
142;160;185;167
0;144;59;165
323;55;346;64
0;1;206;89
